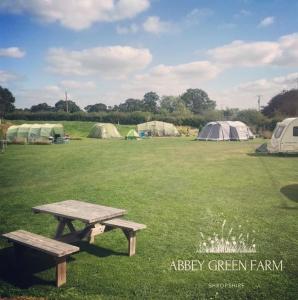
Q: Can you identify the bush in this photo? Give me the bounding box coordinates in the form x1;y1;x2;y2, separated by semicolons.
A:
5;109;277;131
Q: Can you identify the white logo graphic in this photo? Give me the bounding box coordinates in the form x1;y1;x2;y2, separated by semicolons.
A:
196;219;256;253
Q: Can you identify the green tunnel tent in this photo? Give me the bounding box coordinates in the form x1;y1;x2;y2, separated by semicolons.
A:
6;123;64;144
88;123;122;139
125;129;140;140
137;121;180;137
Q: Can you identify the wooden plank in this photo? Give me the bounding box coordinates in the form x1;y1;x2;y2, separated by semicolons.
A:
32;200;126;224
102;218;146;231
4;231;79;256
2;230;79;257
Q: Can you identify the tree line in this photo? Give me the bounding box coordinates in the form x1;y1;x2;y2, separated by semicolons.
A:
1;85;298;132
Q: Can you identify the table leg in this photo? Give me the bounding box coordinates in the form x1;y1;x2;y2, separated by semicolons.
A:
88;224;106;244
54;218;66;239
55;257;66;287
123;230;136;256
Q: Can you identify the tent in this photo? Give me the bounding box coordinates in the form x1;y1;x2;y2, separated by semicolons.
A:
268;117;298;153
6;123;64;144
137;121;180;137
198;121;254;141
126;129;140;140
88;123;121;139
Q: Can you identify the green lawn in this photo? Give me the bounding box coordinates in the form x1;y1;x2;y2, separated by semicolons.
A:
0;122;297;299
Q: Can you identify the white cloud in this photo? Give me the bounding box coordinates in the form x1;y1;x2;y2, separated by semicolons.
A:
0;70;19;83
0;0;150;30
116;23;138;34
60;80;96;89
0;47;26;58
143;16;172;34
211;72;298;109
47;46;152;78
258;16;275;28
207;33;298;67
275;33;298;66
207;40;281;67
122;60;221;96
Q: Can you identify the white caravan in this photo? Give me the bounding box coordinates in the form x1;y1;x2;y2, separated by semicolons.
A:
268;117;298;153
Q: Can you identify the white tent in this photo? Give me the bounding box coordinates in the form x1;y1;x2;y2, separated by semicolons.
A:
137;121;180;137
268;117;298;153
198;121;254;141
88;123;121;139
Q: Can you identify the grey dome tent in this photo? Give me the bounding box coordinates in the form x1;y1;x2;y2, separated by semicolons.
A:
198;121;254;141
137;121;180;137
88;123;121;139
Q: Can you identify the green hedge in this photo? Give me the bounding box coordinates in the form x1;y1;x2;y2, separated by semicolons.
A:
6;111;207;128
5;110;276;131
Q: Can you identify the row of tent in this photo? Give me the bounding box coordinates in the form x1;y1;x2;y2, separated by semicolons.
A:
88;121;180;139
5;121;179;143
89;121;256;141
5;118;298;153
6;120;255;144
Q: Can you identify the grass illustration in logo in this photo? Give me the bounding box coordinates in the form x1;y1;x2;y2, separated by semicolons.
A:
197;220;256;253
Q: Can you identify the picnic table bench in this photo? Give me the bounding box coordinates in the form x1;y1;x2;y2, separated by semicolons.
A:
1;200;146;288
32;200;146;256
102;218;146;256
2;230;79;287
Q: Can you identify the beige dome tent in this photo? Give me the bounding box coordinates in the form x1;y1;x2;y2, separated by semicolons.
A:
268;117;298;153
198;121;254;141
137;121;180;137
88;123;121;139
6;123;64;144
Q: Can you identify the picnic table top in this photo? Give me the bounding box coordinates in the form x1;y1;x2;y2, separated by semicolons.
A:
32;200;126;224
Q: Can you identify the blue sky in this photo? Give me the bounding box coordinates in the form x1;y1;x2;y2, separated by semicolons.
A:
0;0;298;109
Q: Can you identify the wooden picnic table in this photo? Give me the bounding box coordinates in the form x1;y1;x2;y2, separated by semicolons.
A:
32;200;126;243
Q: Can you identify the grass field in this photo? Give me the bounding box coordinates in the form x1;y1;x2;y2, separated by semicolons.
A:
0;122;298;299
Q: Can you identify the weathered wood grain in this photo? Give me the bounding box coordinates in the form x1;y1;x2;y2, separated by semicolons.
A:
2;230;79;257
32;200;126;224
102;218;146;231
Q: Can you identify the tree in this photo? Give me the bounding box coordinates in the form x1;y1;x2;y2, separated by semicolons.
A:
236;109;266;126
118;98;144;112
181;88;216;114
30;102;53;112
143;91;159;113
0;86;15;118
160;95;190;115
223;108;239;120
54;99;81;113
262;89;298;117
85;103;107;112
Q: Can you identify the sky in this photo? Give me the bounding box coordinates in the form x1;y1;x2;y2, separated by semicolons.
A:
0;0;298;110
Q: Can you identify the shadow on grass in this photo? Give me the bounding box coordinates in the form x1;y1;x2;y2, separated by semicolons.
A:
74;241;126;258
0;241;125;289
248;152;298;158
277;184;298;210
280;185;298;203
0;246;75;288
